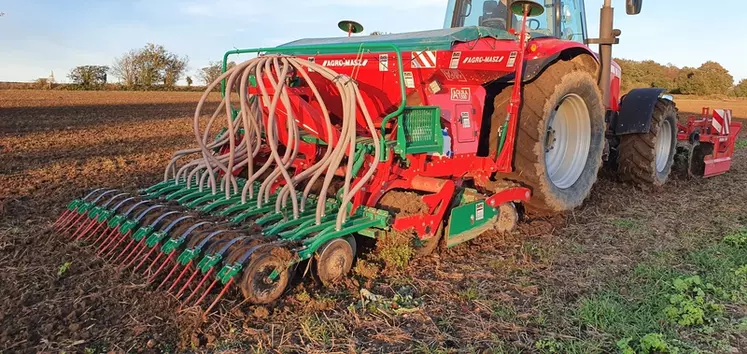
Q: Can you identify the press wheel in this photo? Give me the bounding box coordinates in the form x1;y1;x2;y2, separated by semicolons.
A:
314;238;355;286
239;250;290;304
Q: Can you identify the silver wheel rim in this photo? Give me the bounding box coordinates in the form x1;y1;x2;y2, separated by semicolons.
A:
544;94;591;189
655;119;673;173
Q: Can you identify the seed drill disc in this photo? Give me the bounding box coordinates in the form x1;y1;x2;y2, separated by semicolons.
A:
314;238;354;286
239;247;291;304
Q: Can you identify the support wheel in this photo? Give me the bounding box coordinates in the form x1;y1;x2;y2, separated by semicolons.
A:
239;251;290;304
487;56;605;214
314;238;355;285
495;203;519;233
618;99;678;186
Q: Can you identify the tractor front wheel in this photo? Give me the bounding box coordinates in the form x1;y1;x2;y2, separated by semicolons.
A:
489;58;605;214
617;99;678;186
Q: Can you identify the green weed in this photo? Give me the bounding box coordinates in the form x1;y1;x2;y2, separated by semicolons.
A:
662;276;724;327
616;333;681;354
57;261;72;276
734;139;747;150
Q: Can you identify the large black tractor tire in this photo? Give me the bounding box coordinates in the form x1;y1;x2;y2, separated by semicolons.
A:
488;58;605;214
617;99;678;186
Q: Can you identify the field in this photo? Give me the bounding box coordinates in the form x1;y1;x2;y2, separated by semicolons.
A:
1;90;746;353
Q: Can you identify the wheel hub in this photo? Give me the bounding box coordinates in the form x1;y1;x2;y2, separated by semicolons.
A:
544;94;591;189
655;119;673;173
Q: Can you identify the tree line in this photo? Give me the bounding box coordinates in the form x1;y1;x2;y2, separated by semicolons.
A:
616;59;746;97
50;44;747;97
59;43;235;91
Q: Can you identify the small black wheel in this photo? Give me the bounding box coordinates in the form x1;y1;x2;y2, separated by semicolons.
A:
314;238;355;286
239;251;290;304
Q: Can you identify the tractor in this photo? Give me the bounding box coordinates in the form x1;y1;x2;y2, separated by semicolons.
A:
54;0;741;313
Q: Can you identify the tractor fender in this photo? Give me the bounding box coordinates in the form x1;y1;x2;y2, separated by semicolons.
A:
524;43;599;82
492;46;598;84
613;88;671;135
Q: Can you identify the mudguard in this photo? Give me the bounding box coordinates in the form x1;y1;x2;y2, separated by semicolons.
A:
613;88;668;135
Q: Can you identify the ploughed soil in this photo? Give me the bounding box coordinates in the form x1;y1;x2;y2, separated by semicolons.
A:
1;90;746;353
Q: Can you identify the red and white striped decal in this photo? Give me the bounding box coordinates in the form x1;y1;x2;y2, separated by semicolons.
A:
712;109;732;135
411;51;437;68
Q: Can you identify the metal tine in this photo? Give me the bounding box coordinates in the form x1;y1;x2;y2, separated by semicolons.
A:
75;193;131;241
54;188;109;229
129;211;184;272
180;268;215;308
61;189;119;233
108;203;165;261
203;278;235;317
149;253;176;283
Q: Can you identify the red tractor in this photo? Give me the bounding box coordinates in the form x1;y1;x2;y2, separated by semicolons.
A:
55;0;740;309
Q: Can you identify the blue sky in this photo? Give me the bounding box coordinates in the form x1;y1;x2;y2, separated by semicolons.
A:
1;0;744;84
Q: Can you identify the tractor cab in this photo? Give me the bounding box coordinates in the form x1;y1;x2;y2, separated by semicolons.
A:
445;0;588;44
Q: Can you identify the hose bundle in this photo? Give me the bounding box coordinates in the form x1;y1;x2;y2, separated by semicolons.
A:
163;55;381;230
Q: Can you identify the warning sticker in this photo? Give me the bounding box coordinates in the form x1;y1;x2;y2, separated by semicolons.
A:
449;52;462;69
475;202;485;221
460;111;471;128
506;51;518;68
403;71;415;88
379;54;389;72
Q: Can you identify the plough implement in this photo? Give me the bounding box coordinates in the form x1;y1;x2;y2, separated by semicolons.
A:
53;0;740;314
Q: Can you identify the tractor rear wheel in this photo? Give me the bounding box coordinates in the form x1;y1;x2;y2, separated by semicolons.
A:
617;99;678;186
488;58;605;214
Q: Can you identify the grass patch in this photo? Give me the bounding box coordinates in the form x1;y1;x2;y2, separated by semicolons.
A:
566;228;747;352
612;218;640;230
735;139;747;150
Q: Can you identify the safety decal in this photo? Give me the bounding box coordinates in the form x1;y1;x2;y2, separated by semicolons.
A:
506;51;518;68
449;52;462;69
476;202;485;221
403;72;415;88
460;111;471;128
411;51;437;68
379;54;389;72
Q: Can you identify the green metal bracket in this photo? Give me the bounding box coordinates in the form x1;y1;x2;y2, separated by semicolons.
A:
66;199;82;211
177;189;214;205
142;180;176;194
187;192;224;208
217;263;243;284
76;202;93;215
176;247;202;266
96;210;114;223
446;200;498;248
200;195;243;213
107;214;126;229
132;225;154;242
161;237;185;255
87;206;102;219
146;230;169;248
297;208;389;259
119;219;138;235
148;183;186;199
197;253;223;274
